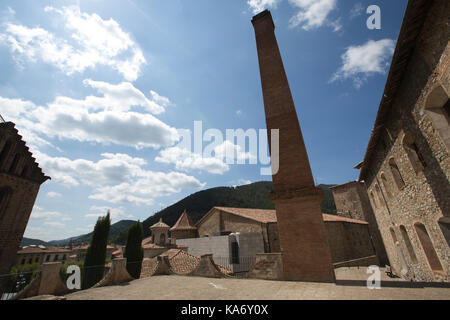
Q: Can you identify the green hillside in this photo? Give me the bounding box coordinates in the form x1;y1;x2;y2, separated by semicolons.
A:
48;220;136;246
112;181;337;244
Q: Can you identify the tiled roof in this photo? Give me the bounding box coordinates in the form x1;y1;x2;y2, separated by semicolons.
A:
170;210;197;231
18;246;72;254
213;207;278;223
209;207;368;225
150;218;170;229
72;245;115;250
142;236;153;246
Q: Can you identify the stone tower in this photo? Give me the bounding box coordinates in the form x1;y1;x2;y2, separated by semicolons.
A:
150;218;170;246
0;121;50;294
251;10;335;282
170;210;198;240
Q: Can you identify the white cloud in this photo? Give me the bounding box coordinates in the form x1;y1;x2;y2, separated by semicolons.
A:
288;0;337;30
34;152;205;205
155;140;256;175
44;221;65;228
0;80;179;150
156;146;230;175
236;110;242;116
85;206;134;222
331;39;395;88
350;2;364;19
247;0;282;14
47;191;62;198
0;6;146;81
30;210;61;220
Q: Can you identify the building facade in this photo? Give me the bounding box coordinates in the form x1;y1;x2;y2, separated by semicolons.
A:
193;207;376;267
358;0;450;281
16;245;73;266
331;181;389;265
0;121;49;293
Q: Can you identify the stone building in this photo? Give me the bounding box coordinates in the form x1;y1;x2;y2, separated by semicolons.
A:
170;210;198;240
331;181;389;265
0;121;49;293
16;245;73;266
357;0;450;281
182;207;376;267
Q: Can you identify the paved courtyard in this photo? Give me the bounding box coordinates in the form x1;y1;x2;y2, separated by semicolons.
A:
51;267;450;300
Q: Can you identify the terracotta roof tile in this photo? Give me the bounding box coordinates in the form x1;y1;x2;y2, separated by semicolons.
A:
150;218;170;229
170;210;197;231
212;207;368;225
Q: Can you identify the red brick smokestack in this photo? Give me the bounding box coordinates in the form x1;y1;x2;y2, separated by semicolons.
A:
252;10;335;282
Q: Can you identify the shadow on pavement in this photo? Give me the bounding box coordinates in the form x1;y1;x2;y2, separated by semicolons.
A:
336;279;450;289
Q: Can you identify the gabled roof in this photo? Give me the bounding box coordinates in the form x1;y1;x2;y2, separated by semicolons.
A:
197;207;368;226
170;210;197;231
150;218;170;229
0;121;50;184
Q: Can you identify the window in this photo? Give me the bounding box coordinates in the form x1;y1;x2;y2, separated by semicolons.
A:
424;85;450;150
389;158;405;190
390;227;398;244
399;225;418;263
159;233;166;245
35;257;39;263
370;191;378;208
402;132;426;173
28;258;32;264
375;184;384;207
0;140;12;168
45;255;50;262
231;241;239;264
414;223;444;273
9;153;21;174
380;173;392;199
0;187;12;221
438;218;450;249
62;254;66;261
21;258;25;265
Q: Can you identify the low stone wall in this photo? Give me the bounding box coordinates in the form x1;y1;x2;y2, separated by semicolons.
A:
13;262;69;300
152;255;173;276
333;255;379;269
93;258;134;288
188;254;225;278
247;253;283;280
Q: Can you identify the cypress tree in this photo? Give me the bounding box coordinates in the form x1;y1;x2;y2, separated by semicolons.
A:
82;211;111;289
124;221;144;279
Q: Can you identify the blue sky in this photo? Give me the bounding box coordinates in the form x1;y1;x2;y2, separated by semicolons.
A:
0;0;407;241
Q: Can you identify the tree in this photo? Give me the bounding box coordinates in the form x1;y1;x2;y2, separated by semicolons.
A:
82;211;111;289
124;221;144;279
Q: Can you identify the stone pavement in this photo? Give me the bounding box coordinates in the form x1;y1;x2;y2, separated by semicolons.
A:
57;267;450;300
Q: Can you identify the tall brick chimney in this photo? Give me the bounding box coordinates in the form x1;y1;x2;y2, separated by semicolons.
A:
252;10;335;282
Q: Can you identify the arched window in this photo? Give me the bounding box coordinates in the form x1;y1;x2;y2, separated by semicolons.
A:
390;227;398;244
380;173;392;199
389;158;405;190
390;227;408;275
402;132;426;174
424;85;450;150
370;191;378;208
375;183;384;207
437;218;450;249
159;233;166;245
399;225;418;263
9;153;21;174
414;223;444;273
0;187;12;222
0;140;12;169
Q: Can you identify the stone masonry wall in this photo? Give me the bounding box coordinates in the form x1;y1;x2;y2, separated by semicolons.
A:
364;0;450;282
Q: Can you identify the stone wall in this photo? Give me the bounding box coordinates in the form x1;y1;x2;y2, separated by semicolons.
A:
324;221;376;264
363;0;450;282
331;181;389;265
